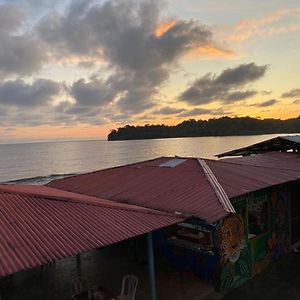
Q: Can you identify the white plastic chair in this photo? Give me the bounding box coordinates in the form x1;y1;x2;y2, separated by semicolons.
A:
93;291;105;300
88;287;104;300
118;274;138;300
72;276;87;294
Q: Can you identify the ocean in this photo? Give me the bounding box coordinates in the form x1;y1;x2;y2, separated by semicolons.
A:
0;133;294;184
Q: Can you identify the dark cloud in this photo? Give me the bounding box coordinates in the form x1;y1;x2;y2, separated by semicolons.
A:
281;89;300;98
179;63;268;105
215;63;267;86
224;90;257;102
71;78;117;107
37;0;213;114
178;107;229;117
2;0;64;18
249;99;278;107
0;3;26;32
156;106;186;115
0;4;47;76
0;79;62;107
293;99;300;104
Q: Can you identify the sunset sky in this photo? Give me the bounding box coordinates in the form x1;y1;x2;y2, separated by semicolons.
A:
0;0;299;142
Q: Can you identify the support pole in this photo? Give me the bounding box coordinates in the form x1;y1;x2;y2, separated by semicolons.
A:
147;232;157;300
76;254;82;276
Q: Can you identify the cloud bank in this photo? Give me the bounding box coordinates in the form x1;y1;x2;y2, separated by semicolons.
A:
179;63;268;105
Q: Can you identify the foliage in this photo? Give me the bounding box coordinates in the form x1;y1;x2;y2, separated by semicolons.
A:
107;116;300;140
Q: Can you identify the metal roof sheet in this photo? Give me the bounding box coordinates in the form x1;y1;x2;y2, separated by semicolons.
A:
217;135;300;157
206;155;300;198
0;184;184;278
48;153;300;223
222;151;300;170
48;158;233;224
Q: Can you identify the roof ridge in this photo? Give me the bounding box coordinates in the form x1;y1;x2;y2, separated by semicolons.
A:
207;157;300;172
197;158;235;214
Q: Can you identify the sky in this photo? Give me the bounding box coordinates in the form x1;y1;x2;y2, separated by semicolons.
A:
0;0;299;142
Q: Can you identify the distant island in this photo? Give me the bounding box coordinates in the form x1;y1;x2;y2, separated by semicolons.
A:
107;116;300;141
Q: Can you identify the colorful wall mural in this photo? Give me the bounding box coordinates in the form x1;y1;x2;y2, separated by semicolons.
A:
219;185;290;294
154;184;293;295
218;214;251;294
268;187;290;261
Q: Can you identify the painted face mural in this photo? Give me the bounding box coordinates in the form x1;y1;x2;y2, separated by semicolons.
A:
219;214;244;264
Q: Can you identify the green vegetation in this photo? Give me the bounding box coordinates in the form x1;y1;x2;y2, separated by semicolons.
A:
107;116;300;140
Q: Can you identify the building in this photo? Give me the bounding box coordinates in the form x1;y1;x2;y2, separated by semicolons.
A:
48;137;300;294
0;135;299;297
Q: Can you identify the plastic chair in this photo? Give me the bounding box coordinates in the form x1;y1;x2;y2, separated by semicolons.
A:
72;276;87;294
87;287;105;300
93;291;105;300
118;274;138;300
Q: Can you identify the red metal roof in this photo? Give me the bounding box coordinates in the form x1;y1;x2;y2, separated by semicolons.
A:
48;153;300;223
206;153;300;198
222;151;300;170
0;184;184;278
48;158;235;224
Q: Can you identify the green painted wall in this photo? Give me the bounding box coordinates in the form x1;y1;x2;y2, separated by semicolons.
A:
218;185;290;294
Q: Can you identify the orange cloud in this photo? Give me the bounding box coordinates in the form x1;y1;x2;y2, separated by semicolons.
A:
188;44;237;59
49;51;106;66
227;8;300;42
3;124;108;141
154;18;177;37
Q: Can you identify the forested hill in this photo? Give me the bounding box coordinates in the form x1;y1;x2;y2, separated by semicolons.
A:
107;116;300;141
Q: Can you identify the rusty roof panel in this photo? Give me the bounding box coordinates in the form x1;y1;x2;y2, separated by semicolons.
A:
48;158;233;223
0;184;184;278
48;153;300;224
206;155;300;198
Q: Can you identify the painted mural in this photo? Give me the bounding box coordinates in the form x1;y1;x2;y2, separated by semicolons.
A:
155;185;291;295
218;214;251;294
249;187;290;275
220;186;291;293
268;188;290;260
219;214;243;264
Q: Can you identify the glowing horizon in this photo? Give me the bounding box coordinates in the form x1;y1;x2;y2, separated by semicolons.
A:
0;0;299;142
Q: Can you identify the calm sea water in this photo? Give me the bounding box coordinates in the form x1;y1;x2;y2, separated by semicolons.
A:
0;133;295;183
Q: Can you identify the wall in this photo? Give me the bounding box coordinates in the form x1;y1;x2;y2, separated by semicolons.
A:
218;185;290;294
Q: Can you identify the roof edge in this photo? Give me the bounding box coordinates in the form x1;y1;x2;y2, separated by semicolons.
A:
0;184;185;219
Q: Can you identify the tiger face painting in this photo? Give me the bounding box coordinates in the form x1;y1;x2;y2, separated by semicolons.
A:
219;214;244;265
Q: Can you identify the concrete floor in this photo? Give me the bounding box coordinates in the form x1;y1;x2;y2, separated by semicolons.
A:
0;238;221;300
224;252;300;300
3;239;300;300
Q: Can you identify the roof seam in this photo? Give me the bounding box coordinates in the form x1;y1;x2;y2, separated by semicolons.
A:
197;158;235;214
0;188;183;219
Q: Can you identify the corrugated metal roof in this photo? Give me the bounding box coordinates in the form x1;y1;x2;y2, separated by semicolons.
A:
223;151;300;170
217;135;300;157
48;153;300;224
206;154;300;198
48;158;232;224
0;184;184;278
